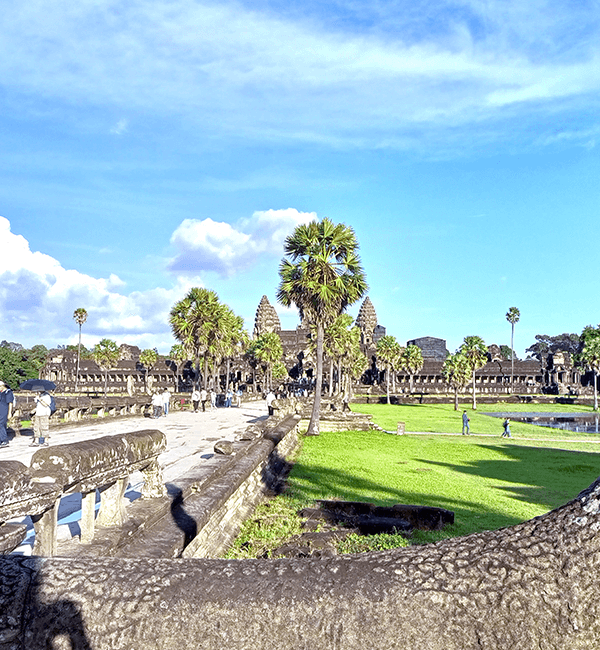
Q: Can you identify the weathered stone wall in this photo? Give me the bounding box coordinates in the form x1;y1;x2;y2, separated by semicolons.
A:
2;476;600;649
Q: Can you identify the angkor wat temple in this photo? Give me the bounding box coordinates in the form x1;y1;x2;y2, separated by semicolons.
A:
41;295;590;397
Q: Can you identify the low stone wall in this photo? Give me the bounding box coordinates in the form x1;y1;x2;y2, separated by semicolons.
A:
2;477;600;649
0;430;166;556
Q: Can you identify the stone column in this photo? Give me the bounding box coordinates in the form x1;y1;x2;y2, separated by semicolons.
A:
96;479;127;527
79;490;97;544
31;504;58;556
141;461;166;498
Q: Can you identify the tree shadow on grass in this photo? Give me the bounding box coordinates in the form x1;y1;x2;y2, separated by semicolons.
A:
415;444;600;512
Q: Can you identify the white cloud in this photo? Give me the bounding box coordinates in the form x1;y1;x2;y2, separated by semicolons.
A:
110;118;128;135
0;216;198;350
168;208;316;275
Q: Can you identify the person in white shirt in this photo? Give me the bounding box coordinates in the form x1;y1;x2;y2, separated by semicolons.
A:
162;389;170;417
32;391;51;446
151;392;163;419
191;388;201;413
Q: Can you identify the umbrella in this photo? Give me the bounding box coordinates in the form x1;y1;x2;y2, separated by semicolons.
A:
19;379;56;392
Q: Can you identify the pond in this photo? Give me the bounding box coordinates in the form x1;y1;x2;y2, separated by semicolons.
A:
483;412;600;434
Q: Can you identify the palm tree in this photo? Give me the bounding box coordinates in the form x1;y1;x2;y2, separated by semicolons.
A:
139;348;159;394
169;344;187;392
581;336;600;411
252;332;284;392
376;335;401;404
277;218;367;435
460;336;488;410
92;338;120;397
169;288;221;389
399;344;424;394
442;351;471;411
506;307;520;393
73;307;88;392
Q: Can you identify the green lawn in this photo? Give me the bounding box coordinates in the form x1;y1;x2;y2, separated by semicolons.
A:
352;401;599;440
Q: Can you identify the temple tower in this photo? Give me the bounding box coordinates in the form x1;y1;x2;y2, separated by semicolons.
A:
253;295;281;338
355;297;378;346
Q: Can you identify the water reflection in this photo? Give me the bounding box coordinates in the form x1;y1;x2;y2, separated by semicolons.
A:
484;412;600;433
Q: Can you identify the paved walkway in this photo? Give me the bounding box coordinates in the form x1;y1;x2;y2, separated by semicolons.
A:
1;401;270;482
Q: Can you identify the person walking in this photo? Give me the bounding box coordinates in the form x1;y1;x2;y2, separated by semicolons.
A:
0;380;14;448
235;387;242;408
162;388;170;417
210;389;216;410
151;391;163;419
462;410;470;435
31;390;52;446
225;388;233;408
191;388;201;413
266;390;276;416
502;418;512;438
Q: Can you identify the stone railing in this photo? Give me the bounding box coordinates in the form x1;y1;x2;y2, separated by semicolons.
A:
0;430;166;556
1;476;600;649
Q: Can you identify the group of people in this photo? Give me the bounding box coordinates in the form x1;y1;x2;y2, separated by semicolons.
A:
190;387;243;412
462;410;512;438
151;388;171;419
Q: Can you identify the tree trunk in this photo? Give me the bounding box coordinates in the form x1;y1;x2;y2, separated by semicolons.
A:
386;365;390;404
75;325;82;392
329;358;334;397
511;322;515;394
409;373;414;394
307;323;324;435
454;387;459;410
472;370;477;410
594;371;598;412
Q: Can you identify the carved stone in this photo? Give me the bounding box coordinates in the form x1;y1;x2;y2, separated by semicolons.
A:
3;476;600;648
355;296;378;345
253;295;281;338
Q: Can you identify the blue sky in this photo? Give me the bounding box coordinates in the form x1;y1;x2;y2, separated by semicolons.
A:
1;0;599;357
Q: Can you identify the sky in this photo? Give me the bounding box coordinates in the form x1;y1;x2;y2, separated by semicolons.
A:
1;0;599;358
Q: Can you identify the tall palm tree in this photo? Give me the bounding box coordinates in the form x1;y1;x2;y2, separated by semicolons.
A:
376;335;401;404
253;332;284;392
139;348;159;394
442;351;471;410
581;336;600;411
169;344;187;392
399;344;424;394
92;338;120;397
460;335;488;410
73;307;88;392
169;288;221;389
277;218;367;435
506;307;520;393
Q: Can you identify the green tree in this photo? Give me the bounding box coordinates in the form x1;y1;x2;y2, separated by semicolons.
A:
277;218;367;435
581;327;600;411
139;348;159;394
460;336;488;410
252;332;284;392
442;351;471;411
73;307;88;392
376;335;401;404
399;344;424;394
169;288;221;389
506;307;520;392
169;344;188;392
92;339;120;397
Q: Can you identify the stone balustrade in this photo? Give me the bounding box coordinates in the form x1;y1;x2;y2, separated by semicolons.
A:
0;430;166;556
1;476;600;649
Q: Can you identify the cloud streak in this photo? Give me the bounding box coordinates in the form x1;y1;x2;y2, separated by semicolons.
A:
1;0;598;149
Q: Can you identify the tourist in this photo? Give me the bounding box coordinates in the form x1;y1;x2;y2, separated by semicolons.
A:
235;387;242;407
462;410;470;435
200;387;208;412
225;388;233;408
502;418;512;438
191;387;201;413
31;390;52;447
210;389;216;410
151;391;163;418
266;390;276;416
0;380;14;448
162;388;170;417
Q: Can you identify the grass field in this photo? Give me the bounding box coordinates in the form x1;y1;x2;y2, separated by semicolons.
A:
225;403;600;558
